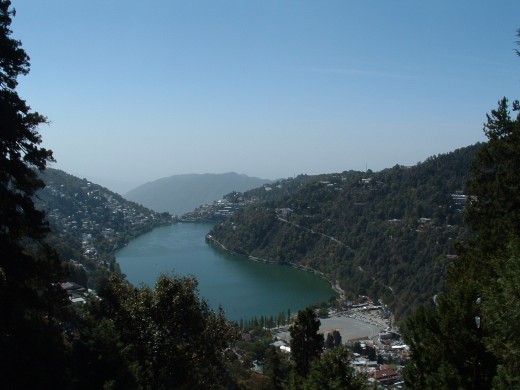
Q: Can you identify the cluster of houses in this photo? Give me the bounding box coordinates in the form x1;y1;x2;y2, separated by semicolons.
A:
246;327;406;388
181;193;258;221
43;180;172;270
60;281;97;305
240;300;408;388
346;333;408;387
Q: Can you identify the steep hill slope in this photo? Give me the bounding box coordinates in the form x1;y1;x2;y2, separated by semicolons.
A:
124;172;272;216
35;168;174;288
209;144;482;318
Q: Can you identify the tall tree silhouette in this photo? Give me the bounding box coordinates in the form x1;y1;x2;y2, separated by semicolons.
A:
289;307;324;377
404;91;520;388
0;1;68;387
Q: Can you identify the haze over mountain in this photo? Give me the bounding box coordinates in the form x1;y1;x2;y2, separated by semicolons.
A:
124;172;272;216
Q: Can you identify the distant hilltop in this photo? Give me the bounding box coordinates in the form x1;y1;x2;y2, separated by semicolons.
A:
124;172;272;216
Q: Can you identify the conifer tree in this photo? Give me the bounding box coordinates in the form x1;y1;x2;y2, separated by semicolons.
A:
95;274;239;389
303;346;365;390
325;332;334;349
465;97;520;255
481;240;520;388
289;307;324;377
404;30;520;386
265;345;286;390
0;1;69;387
404;77;520;388
332;329;342;348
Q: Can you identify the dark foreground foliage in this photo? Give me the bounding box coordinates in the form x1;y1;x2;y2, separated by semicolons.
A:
71;274;239;389
3;0;520;387
0;0;70;386
404;96;520;389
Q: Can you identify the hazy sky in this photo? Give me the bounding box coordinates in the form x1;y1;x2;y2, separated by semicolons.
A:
11;1;520;193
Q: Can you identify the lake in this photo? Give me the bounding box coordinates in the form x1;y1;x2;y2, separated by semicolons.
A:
116;222;337;322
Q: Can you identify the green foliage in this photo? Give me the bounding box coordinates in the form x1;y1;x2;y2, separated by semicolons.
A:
325;333;334;349
325;330;342;350
404;96;520;388
0;1;70;386
238;312;289;330
466;97;520;254
264;345;290;390
303;346;366;390
35;168;174;289
92;274;239;389
211;146;479;317
403;291;496;389
70;315;137;389
289;307;324;377
482;240;520;388
333;330;342;348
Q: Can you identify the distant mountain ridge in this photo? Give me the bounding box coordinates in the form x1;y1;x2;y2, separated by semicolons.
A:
124;172;272;216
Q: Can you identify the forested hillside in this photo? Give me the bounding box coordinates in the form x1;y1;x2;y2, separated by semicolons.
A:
210;144;481;318
35;168;174;289
4;0;519;385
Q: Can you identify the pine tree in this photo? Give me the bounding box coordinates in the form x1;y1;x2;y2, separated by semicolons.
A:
481;240;520;388
465;97;520;255
332;329;342;348
96;274;239;389
403;31;520;384
289;307;324;377
0;1;69;387
265;345;286;390
325;332;334;349
404;94;520;389
303;346;365;390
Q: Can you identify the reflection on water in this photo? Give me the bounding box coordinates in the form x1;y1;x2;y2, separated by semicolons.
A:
117;222;336;321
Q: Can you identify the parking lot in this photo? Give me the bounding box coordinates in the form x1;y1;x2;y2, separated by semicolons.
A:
271;310;387;343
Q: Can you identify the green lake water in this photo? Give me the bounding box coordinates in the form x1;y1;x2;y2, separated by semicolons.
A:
116;222;336;322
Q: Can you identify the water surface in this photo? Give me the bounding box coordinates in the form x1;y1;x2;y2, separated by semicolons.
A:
117;222;336;321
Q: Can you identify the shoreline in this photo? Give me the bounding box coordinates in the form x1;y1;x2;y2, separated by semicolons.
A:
206;234;345;299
